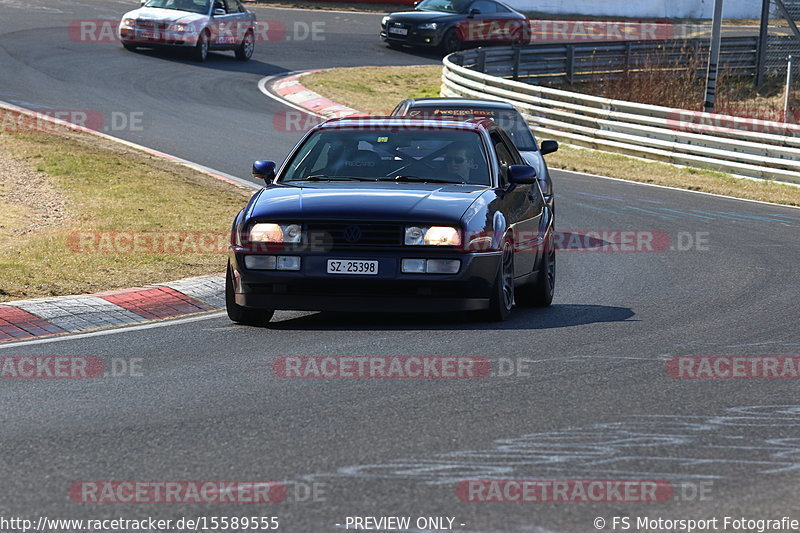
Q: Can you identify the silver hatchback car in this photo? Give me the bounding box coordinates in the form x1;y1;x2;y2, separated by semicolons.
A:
119;0;257;61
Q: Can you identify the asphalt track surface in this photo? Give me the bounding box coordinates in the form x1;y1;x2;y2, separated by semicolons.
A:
1;1;800;531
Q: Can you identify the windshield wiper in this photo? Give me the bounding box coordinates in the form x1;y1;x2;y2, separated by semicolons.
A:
390;175;465;184
303;175;376;181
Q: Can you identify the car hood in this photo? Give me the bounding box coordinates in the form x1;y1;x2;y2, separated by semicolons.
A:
387;10;462;23
248;182;487;224
123;7;208;24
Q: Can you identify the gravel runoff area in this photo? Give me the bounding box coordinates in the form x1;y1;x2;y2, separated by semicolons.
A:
0;142;66;238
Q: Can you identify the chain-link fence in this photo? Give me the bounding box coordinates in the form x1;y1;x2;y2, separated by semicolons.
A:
765;0;800;72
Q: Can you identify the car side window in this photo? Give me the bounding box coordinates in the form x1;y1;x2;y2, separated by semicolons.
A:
490;132;514;186
495;2;511;12
228;0;244;13
470;1;497;13
497;129;524;165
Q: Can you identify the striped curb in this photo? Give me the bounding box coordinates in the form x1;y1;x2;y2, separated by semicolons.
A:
0;274;225;343
271;71;361;119
0;102;260;343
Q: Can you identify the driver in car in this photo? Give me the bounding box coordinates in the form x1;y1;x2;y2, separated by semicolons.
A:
444;143;474;183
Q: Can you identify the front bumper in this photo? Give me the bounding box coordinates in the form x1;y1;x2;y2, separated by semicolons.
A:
119;28;200;47
230;249;502;313
381;28;443;48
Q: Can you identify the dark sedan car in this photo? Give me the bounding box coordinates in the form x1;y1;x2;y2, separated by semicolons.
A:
380;0;526;54
392;97;558;211
226;117;555;324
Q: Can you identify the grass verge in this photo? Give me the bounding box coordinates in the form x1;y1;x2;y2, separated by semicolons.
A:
302;65;442;114
0;114;251;302
300;65;800;207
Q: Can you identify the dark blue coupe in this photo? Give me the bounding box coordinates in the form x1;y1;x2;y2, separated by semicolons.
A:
226;116;555;324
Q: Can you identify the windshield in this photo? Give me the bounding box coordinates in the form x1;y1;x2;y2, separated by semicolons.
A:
143;0;210;15
407;106;538;151
416;0;471;13
281;128;491;185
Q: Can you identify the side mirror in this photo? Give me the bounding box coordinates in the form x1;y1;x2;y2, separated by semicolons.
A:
413;0;420;6
213;8;226;16
540;140;559;156
508;164;537;184
468;8;481;17
253;160;276;181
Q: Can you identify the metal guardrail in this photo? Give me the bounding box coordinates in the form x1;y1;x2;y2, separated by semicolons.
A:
449;38;759;84
442;41;800;184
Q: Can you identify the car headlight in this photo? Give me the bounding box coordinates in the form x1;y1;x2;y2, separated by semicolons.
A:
121;18;136;29
417;22;438;30
381;16;390;27
249;223;302;243
404;226;461;246
167;23;195;33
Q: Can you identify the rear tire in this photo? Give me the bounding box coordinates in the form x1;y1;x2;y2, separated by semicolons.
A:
123;43;138;51
235;31;254;61
516;231;555;307
484;240;514;321
192;31;209;62
226;262;274;326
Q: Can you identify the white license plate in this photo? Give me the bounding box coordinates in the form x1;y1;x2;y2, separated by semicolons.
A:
137;30;157;39
326;259;379;275
388;27;408;35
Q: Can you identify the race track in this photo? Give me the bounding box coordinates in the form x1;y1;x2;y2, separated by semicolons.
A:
1;1;800;531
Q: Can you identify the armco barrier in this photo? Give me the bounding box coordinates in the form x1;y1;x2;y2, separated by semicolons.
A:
442;44;800;184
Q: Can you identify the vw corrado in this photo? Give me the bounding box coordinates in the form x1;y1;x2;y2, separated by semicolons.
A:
119;0;256;61
392;97;558;212
226;117;555;325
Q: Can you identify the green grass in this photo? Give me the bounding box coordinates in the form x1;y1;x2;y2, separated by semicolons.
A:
0;121;251;302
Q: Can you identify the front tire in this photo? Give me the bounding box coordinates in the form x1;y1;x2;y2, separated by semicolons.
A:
439;28;462;55
235;31;254;61
192;31;209;62
226;262;274;326
122;43;138;51
516;231;555;307
485;240;514;321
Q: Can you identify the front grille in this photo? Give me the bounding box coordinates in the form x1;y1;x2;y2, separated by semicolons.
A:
135;20;169;31
305;222;403;250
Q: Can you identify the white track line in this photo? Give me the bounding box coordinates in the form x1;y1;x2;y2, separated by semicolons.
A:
0;312;227;349
557;168;800;210
258;72;325;117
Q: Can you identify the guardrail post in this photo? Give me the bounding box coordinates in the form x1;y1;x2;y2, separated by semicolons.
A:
512;46;521;81
478;48;487;72
625;42;632;73
785;55;795;117
566;45;575;85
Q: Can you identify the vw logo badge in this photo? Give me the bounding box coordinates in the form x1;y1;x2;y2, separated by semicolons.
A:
343;225;362;243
